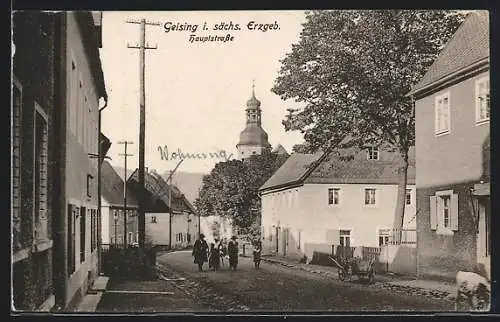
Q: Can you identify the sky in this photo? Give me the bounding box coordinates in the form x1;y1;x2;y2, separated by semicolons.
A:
99;11;308;175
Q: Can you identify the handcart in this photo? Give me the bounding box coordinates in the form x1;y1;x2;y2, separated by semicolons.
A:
329;255;375;284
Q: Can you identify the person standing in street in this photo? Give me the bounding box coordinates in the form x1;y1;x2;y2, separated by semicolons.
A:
228;235;239;270
253;239;262;269
208;240;221;271
192;233;209;271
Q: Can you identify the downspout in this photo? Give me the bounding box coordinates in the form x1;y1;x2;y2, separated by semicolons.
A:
97;96;108;275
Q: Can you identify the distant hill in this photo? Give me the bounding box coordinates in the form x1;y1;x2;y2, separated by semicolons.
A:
111;165;205;204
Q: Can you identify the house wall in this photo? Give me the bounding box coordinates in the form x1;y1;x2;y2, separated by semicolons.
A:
63;12;101;308
100;198;139;247
261;183;416;261
146;213;198;248
11;11;56;311
415;72;489;189
415;71;489;279
100;199;110;245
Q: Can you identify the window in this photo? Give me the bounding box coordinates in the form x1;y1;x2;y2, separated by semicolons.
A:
378;229;391;246
328;188;340;205
128;232;133;244
80;206;86;263
87;174;93;198
435;92;450;135
68;204;78;275
430;191;458;234
12;78;23;252
476;76;490;124
151;216;157;223
442;196;451;228
34;103;49;243
364;188;376;205
339;229;351;247
367;147;379;160
90;209;96;251
406;189;412;205
297;229;301;250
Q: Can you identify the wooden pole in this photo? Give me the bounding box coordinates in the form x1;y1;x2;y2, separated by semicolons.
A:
126;18;159;248
118;141;133;247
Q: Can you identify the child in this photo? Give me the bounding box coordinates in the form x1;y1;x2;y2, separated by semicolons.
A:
253;240;262;269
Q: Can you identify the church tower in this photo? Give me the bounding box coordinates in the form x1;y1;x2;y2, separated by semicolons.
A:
236;82;271;159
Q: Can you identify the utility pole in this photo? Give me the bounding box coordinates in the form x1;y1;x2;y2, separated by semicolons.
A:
126;18;160;248
166;159;184;249
118;140;134;248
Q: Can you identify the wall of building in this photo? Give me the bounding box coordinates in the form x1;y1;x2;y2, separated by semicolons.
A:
63;12;100;308
100;201;110;245
11;11;56;311
415;71;490;280
416;182;478;280
146;213;198;248
261;183;416;260
100;199;139;247
415;72;490;190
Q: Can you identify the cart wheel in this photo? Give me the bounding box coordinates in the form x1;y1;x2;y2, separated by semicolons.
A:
338;268;346;281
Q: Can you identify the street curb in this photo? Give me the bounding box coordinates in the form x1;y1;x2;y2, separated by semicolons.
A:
261;258;455;301
75;276;110;312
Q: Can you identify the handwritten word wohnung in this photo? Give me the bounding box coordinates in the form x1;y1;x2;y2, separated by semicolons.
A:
157;146;233;161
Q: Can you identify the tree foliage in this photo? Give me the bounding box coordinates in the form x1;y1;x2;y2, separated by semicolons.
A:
194;150;289;240
272;10;466;232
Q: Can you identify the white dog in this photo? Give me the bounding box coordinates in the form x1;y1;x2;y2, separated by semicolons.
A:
455;270;491;311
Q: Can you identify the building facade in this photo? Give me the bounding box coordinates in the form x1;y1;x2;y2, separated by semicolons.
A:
236;85;272;159
409;11;490;280
11;11;107;311
100;161;139;248
128;169;200;249
260;147;416;262
12;11;57;312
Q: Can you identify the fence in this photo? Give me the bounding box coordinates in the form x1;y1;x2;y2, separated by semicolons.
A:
309;242;416;275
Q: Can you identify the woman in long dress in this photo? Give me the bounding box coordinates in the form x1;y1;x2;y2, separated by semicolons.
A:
192;233;209;271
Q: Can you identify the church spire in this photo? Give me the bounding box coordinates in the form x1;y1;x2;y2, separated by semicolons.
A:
246;79;261;110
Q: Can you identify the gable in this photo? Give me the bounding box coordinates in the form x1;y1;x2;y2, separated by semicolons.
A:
410;11;489;96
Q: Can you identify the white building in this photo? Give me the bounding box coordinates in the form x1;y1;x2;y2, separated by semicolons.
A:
259;147;416;262
127;168;199;249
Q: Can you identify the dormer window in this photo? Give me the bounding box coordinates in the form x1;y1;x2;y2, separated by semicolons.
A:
367;147;379;160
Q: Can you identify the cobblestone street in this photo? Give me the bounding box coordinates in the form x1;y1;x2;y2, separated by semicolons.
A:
95;250;457;312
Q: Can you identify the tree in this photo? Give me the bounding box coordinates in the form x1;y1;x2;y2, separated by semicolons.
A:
272;10;466;240
194;150;289;241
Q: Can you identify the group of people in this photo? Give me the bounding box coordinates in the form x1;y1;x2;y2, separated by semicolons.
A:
192;233;262;272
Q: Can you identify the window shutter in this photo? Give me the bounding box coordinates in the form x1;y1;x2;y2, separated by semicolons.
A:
430;196;437;230
450;193;459;231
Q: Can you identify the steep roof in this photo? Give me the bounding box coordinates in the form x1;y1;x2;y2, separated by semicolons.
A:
259;152;322;191
101;161;138;206
128;168;198;214
409;11;490;96
260;147;416;191
305;156;415;185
